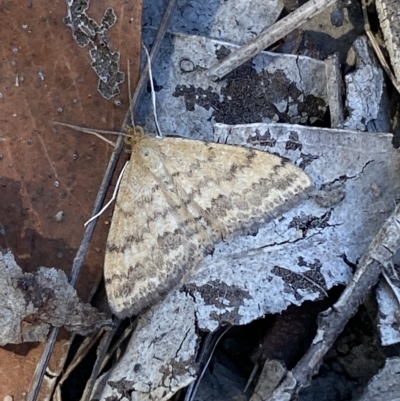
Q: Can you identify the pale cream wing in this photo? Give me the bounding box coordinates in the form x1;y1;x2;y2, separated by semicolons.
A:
104;150;219;317
152;136;313;237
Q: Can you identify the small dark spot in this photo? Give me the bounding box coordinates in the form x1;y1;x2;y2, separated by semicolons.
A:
230;163;238;174
285;131;302;151
179;58;195;73
146;78;163;92
299;153;319;169
246;149;256;162
247;129;277;147
215;46;232;60
331;9;344;27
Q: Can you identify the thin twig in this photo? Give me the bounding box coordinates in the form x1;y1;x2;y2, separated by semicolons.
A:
325;53;344;128
206;0;338;80
56;330;105;390
127;59;134;127
184;326;231;401
244;362;259;393
99;318;137;372
80;320;121;401
27;1;178;399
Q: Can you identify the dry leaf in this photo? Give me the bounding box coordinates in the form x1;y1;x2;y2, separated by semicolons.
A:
0;250;112;345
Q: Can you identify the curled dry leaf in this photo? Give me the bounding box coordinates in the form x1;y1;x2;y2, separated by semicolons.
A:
0;250;112;346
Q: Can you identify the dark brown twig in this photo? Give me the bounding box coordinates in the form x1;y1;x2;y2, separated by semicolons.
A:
80;320;121;401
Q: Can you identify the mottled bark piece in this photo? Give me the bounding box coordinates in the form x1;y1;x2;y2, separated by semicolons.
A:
343;36;390;132
137;33;328;141
99;291;198;401
0;250;111;345
376;0;400;82
143;0;283;44
357;357;400;401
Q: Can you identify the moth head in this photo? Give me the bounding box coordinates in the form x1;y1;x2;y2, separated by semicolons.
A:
125;126;145;148
124;126;162;170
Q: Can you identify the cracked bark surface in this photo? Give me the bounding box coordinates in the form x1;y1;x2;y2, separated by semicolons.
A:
137;33;328;141
357;357;400;400
343;36;389;132
142;0;283;44
97;123;400;400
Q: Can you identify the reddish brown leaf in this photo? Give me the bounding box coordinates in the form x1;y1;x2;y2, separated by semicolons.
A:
0;0;142;397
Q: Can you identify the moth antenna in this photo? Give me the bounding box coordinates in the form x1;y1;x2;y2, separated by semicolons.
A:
127;59;135;127
84;161;129;227
86;132;116;147
143;42;163;138
51;121;129;147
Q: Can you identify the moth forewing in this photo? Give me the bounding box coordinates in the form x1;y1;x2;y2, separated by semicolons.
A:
104;128;313;317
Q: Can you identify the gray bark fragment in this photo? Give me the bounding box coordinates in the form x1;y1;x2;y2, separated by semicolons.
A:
356;357;400;401
99;291;198;401
250;360;292;401
265;203;400;399
343;36;390;132
376;278;400;346
0;250;111;345
143;0;283;44
206;0;338;80
137;33;327;140
325;53;344;128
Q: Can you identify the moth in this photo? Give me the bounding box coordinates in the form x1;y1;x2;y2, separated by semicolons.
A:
104;126;313;317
